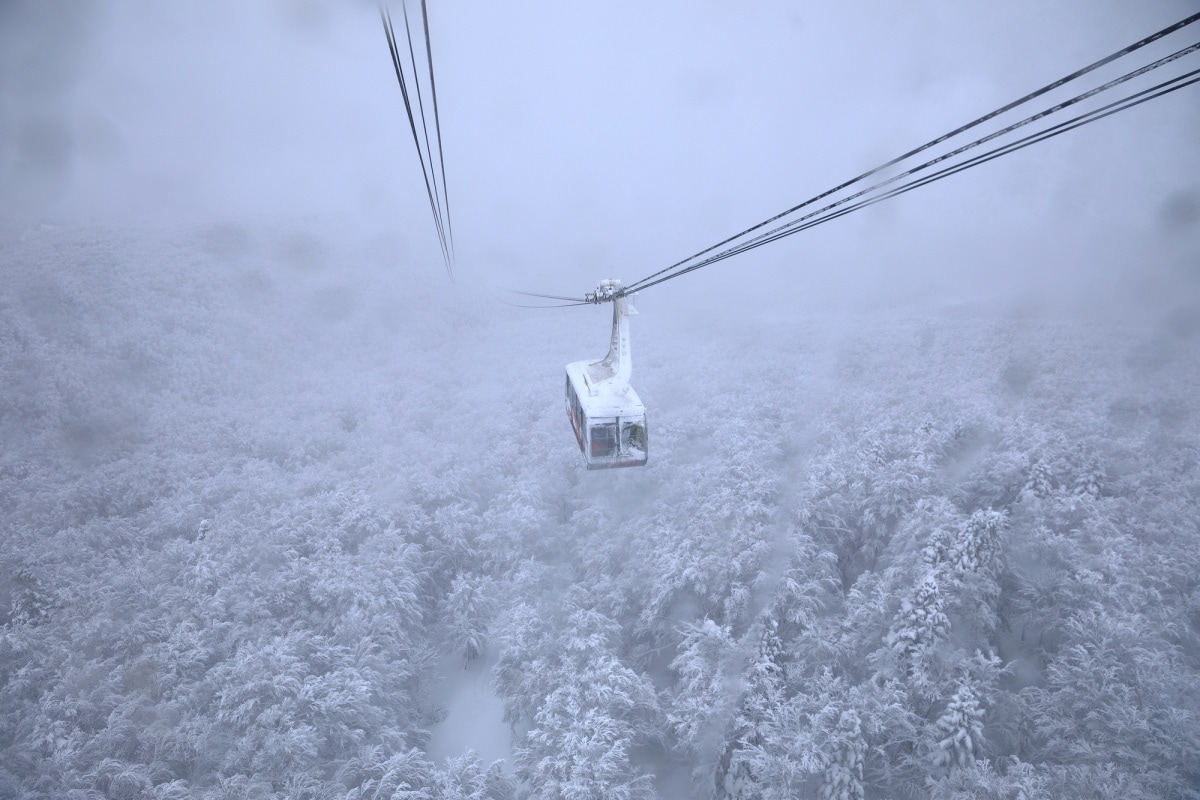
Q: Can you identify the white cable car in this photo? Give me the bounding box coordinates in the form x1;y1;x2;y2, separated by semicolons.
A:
565;280;648;469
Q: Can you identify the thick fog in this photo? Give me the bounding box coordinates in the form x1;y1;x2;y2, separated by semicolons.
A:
3;1;1200;799
5;0;1198;310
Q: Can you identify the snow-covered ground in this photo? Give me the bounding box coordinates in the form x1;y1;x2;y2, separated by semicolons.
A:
426;651;511;769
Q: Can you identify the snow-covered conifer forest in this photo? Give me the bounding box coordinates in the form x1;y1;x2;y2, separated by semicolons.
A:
3;1;1200;798
3;218;1198;799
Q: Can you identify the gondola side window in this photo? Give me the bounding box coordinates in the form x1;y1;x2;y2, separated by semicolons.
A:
566;378;578;420
566;378;585;452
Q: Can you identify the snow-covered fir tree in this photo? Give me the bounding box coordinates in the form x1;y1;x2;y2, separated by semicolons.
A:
1022;457;1055;500
820;709;866;800
720;614;786;800
885;573;951;663
932;682;985;774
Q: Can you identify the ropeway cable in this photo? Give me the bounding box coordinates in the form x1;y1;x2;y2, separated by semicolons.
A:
381;2;455;280
400;0;451;274
503;299;594;309
620;12;1200;296
503;289;601;309
382;6;451;276
623;12;1200;294
381;8;446;273
418;0;454;267
633;66;1200;290
627;43;1200;293
680;66;1200;279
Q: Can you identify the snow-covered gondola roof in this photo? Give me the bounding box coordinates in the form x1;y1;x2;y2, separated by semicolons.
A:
566;360;645;419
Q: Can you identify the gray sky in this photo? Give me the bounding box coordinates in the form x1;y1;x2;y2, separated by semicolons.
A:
3;0;1198;316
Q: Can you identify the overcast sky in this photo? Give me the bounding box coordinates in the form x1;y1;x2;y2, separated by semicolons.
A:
3;0;1198;316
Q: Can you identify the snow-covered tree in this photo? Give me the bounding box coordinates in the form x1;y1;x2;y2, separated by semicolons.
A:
945;510;1005;580
505;604;658;800
820;709;866;800
1022;458;1055;500
885;573;951;664
438;751;516;800
444;573;492;666
932;682;985;773
720;615;786;800
1070;451;1104;499
668;618;741;793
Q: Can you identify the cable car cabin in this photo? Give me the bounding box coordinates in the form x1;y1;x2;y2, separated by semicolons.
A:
565;280;648;469
565;365;647;469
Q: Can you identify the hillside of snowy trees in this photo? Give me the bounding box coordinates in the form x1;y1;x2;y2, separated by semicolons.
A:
2;219;1198;799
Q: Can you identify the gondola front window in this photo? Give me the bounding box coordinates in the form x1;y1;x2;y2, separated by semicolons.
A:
590;421;618;457
622;419;646;453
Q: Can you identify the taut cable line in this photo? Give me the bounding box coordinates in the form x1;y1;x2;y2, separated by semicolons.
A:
615;12;1200;298
381;2;455;280
626;41;1200;293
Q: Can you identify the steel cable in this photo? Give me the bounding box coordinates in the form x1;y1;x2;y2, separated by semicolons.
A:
381;3;455;280
630;45;1200;293
622;13;1200;296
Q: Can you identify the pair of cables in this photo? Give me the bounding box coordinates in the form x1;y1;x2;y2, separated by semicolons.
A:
381;1;454;280
548;11;1195;303
620;11;1200;296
